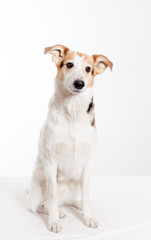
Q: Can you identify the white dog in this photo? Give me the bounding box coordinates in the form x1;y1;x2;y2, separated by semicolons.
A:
28;44;113;233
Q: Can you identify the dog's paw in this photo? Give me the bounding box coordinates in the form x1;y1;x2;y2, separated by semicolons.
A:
59;210;66;218
84;217;99;228
49;221;62;233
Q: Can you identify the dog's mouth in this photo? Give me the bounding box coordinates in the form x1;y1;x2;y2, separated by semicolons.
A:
71;88;85;94
72;89;81;93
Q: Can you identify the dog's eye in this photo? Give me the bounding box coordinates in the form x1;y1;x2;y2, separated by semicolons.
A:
66;62;74;68
86;66;91;73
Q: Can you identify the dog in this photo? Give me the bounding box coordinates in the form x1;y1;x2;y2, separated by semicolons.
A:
28;44;113;233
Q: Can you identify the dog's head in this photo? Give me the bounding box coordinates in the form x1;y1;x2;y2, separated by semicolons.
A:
44;44;113;94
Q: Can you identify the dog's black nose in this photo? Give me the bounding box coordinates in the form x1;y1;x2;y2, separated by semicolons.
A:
73;80;85;90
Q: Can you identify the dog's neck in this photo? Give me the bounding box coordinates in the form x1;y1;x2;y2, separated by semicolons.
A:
50;78;94;120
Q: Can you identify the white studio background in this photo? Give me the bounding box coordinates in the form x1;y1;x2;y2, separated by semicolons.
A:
0;0;151;177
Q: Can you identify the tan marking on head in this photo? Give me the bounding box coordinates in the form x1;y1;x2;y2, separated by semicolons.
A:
77;52;94;65
44;45;113;90
76;52;94;88
56;50;76;81
63;51;75;63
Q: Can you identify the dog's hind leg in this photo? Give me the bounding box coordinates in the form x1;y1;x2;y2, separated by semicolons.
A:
28;155;46;212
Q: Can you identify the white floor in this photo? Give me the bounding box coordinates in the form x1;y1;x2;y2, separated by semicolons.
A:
0;177;151;240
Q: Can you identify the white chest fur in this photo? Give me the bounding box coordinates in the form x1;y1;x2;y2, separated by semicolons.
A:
38;81;96;182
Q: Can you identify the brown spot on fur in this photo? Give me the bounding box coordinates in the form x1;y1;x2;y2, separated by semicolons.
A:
87;97;96;127
91;117;96;127
60;61;64;68
87;97;94;113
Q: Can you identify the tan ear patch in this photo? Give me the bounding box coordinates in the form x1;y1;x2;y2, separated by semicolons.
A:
44;44;69;56
93;55;113;75
44;44;69;66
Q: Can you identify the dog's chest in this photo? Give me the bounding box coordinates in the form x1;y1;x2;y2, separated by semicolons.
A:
39;90;96;181
51;115;96;181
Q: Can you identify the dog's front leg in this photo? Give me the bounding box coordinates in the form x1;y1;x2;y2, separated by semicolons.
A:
81;163;99;228
44;162;61;233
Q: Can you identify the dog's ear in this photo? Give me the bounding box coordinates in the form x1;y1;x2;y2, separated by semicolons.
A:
93;55;113;76
44;44;69;65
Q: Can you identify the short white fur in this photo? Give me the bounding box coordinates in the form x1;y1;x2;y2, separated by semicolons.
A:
28;45;112;233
